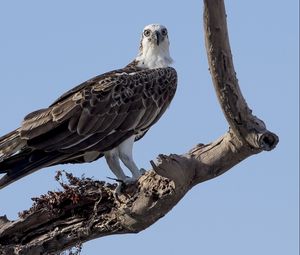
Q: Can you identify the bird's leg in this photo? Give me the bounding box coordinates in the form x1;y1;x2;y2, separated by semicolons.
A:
118;136;145;182
104;148;127;181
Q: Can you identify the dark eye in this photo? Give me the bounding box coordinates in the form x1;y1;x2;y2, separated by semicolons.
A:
144;29;151;37
161;28;168;36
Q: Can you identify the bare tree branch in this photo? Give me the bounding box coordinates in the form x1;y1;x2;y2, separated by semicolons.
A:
203;0;278;151
0;0;279;254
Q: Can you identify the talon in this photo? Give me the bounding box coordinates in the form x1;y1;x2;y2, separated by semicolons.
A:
115;182;125;195
113;177;137;195
140;168;146;175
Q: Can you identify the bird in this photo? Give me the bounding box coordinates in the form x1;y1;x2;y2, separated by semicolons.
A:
0;24;177;190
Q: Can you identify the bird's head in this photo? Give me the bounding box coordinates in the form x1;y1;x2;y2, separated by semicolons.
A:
135;24;173;69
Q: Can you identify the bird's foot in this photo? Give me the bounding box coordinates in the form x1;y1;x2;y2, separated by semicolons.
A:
130;168;146;181
111;170;146;196
114;176;139;195
123;176;138;185
115;183;124;195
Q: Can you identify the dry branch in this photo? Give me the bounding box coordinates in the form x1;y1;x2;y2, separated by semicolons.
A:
0;0;279;254
203;0;278;151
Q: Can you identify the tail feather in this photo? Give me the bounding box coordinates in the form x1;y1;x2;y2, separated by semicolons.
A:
0;150;68;189
0;128;26;162
0;128;69;189
0;127;102;189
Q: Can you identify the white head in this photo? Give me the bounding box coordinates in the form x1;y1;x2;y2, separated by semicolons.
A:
135;24;173;69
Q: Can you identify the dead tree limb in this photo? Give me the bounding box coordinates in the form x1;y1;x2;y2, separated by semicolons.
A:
0;0;279;254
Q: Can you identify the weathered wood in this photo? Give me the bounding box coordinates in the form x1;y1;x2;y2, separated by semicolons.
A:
203;0;278;151
0;0;279;254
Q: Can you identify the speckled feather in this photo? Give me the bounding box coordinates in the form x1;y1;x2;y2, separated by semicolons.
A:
0;24;177;189
20;64;177;152
0;63;176;170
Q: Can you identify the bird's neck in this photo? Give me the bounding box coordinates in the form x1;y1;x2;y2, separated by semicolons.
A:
135;46;173;69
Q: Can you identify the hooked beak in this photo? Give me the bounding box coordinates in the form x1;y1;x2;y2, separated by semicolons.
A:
154;31;162;46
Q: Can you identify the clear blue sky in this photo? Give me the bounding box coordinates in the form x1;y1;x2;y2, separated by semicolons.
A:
0;1;298;254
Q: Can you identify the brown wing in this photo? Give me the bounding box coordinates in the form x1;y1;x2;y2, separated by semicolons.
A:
20;67;177;155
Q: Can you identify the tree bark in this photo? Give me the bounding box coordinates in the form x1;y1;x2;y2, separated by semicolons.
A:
0;0;279;254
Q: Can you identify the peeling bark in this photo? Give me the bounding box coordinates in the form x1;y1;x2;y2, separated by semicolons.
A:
0;0;279;254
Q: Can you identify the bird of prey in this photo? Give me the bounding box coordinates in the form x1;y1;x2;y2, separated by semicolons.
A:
0;24;177;190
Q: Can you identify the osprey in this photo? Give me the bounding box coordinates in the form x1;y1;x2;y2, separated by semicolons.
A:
0;24;177;189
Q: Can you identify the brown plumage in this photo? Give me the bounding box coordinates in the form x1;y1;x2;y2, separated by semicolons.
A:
0;63;177;188
0;23;177;189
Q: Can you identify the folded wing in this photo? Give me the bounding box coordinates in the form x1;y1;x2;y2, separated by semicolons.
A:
0;67;177;188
